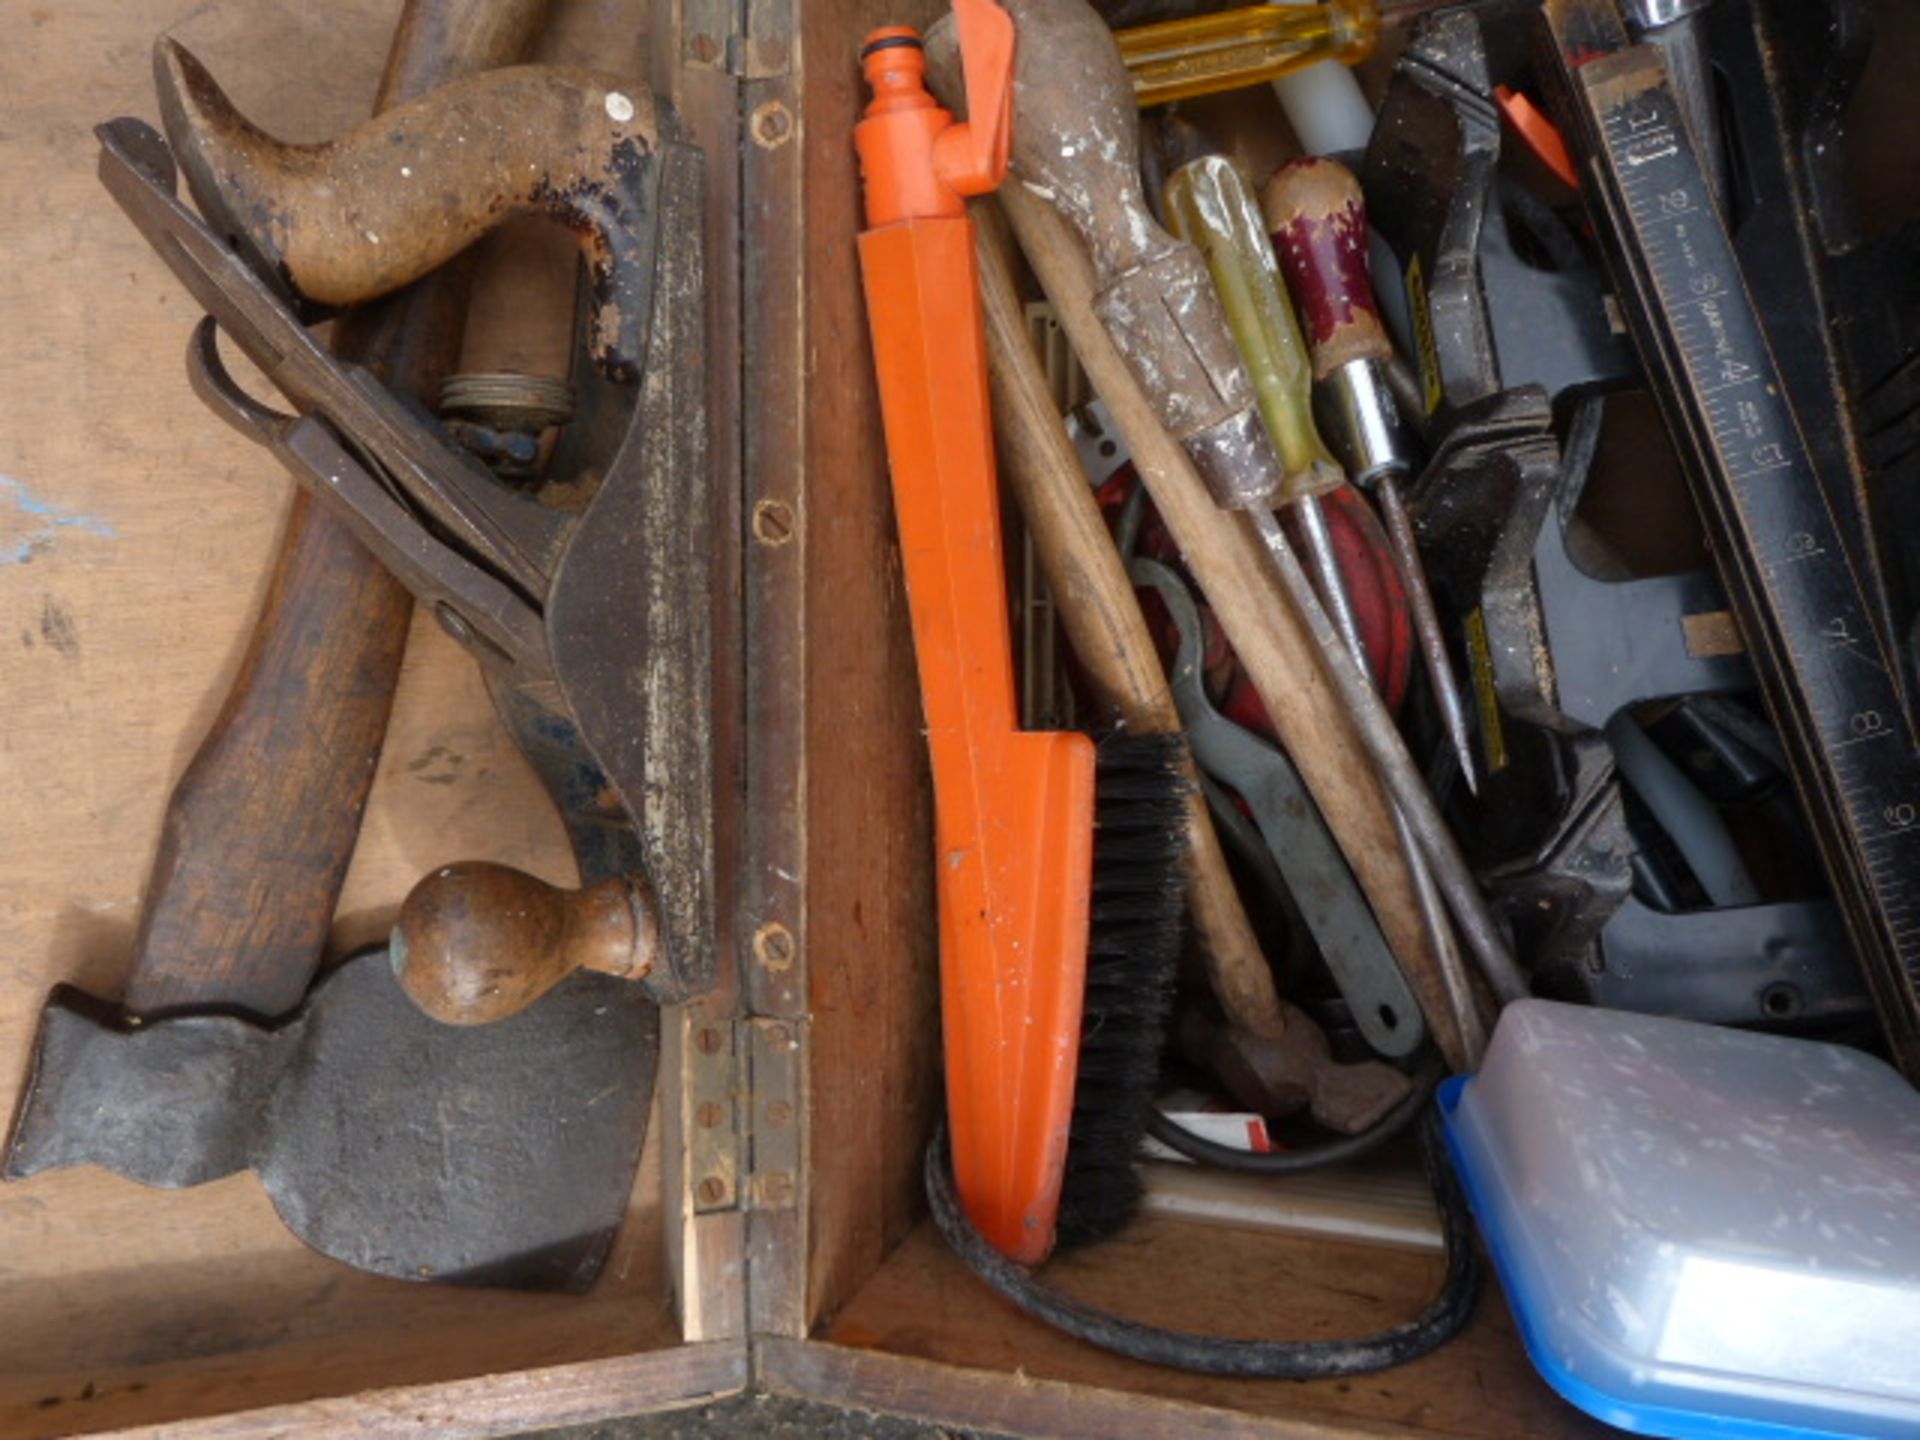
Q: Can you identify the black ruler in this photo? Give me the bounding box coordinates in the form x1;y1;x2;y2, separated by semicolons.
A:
1544;4;1920;1075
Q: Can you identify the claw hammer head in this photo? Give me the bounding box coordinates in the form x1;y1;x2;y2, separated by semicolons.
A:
154;39;671;382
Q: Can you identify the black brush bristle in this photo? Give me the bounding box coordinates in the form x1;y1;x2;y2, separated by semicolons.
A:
1053;732;1189;1250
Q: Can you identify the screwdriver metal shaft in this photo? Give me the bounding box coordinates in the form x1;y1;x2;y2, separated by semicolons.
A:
1250;502;1525;1005
1157;142;1501;1041
1265;155;1481;794
1291;490;1488;1061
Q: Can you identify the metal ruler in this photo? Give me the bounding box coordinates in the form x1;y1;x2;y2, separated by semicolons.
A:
1543;1;1920;1075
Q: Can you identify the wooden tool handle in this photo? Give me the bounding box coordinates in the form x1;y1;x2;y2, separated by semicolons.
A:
1263;157;1392;380
123;0;549;1019
998;182;1472;1070
392;862;659;1024
156;47;661;381
973;202;1288;1040
927;0;1284;513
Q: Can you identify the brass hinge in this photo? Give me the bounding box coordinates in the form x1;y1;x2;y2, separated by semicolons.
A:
744;1016;803;1210
683;1006;744;1215
683;0;792;79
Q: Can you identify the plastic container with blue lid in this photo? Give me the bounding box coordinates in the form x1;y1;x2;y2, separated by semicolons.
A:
1441;999;1920;1439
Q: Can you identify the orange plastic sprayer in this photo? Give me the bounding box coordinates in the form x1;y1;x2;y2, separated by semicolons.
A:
854;3;1096;1265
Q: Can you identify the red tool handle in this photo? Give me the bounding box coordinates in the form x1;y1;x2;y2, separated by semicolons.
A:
1263;156;1392;381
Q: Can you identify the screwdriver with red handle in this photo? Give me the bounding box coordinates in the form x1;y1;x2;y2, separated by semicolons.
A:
1264;155;1479;796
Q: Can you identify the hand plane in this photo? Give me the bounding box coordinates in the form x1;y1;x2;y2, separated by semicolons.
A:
5;46;714;1289
114;48;718;1016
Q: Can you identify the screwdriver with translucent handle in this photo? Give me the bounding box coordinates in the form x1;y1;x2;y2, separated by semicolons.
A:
1116;0;1452;108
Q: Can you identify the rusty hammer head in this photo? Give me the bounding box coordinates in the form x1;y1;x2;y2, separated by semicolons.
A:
154;39;671;382
5;948;658;1290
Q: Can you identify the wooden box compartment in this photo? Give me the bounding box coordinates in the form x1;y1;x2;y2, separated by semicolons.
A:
744;3;1612;1435
0;1;751;1434
9;0;1912;1435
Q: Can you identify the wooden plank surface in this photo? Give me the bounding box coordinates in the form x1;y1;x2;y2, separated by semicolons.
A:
0;2;703;1434
762;1338;1377;1440
794;0;948;1337
100;1344;748;1440
819;1216;1611;1439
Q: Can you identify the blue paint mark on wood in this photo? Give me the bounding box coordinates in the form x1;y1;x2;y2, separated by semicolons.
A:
0;474;116;565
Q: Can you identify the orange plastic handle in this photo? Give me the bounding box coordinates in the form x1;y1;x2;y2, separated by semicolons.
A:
854;0;1012;226
855;9;1098;1264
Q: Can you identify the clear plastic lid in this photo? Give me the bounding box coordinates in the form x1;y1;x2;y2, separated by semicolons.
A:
1443;1000;1920;1439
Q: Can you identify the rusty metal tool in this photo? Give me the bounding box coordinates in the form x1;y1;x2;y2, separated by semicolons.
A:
6;48;710;1287
8;950;653;1290
928;0;1525;1029
1264;156;1480;796
122;0;549;1020
1171;1005;1410;1134
122;57;716;1013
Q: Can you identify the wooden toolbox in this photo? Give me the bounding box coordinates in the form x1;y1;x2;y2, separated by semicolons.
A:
9;0;1862;1435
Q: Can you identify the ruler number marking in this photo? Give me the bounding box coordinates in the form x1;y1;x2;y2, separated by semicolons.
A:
1598;64;1920;999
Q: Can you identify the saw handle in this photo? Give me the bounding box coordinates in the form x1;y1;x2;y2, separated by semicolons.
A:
391;862;658;1024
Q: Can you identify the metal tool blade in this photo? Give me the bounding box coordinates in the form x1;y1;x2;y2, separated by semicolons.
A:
4;950;657;1291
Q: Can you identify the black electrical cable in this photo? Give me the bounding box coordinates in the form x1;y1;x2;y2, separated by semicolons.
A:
1147;1063;1439;1174
925;1107;1480;1379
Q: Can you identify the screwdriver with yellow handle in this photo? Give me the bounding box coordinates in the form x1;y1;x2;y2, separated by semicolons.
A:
1116;0;1451;108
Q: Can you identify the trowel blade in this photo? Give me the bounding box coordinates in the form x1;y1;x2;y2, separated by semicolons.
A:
4;948;657;1292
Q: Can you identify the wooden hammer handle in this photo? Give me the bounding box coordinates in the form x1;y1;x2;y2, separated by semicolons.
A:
997;183;1472;1070
123;0;550;1018
974;202;1288;1040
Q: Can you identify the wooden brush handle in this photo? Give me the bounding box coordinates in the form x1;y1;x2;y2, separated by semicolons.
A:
156;45;662;381
392;862;659;1024
122;0;549;1019
973;202;1288;1040
997;183;1473;1071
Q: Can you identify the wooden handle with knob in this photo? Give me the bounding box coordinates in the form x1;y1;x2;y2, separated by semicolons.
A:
123;0;551;1019
391;862;659;1025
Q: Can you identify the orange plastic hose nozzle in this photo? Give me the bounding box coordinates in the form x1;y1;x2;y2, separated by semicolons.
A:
856;5;1100;1264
